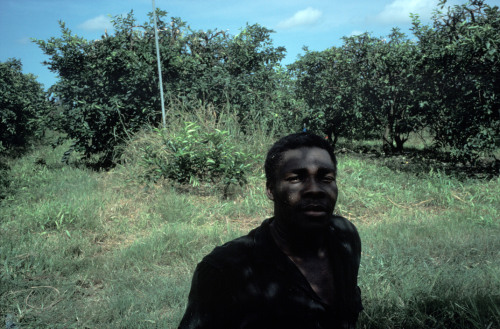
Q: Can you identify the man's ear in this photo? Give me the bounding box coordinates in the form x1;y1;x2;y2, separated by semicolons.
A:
266;183;274;201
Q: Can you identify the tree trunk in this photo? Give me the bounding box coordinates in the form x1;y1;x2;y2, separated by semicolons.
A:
394;134;405;152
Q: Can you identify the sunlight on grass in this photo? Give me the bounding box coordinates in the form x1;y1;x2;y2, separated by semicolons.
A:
1;138;498;328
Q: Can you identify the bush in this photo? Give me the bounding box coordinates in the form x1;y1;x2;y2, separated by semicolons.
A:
141;122;252;198
0;58;52;152
0;158;11;200
34;12;287;167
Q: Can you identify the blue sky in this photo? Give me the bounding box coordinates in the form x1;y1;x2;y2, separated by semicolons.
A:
1;0;494;89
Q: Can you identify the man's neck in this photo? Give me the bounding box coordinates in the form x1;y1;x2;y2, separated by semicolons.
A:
269;217;336;305
269;217;329;258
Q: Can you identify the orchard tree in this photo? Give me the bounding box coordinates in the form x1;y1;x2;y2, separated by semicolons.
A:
413;0;500;162
35;10;287;165
0;58;52;151
343;29;424;152
35;12;169;166
224;24;287;130
289;46;371;146
291;30;423;151
174;23;287;129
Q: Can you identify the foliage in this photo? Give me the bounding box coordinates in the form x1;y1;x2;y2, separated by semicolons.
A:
347;29;424;152
0;58;52;151
290;30;424;151
141;122;252;197
34;16;161;167
289;46;372;146
34;11;288;166
31;1;499;166
411;0;500;162
0;157;10;200
178;23;288;131
291;0;499;160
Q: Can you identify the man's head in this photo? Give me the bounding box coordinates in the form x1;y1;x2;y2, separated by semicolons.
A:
265;132;336;189
265;133;338;232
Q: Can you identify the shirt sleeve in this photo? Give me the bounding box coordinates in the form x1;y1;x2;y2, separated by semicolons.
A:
331;216;364;325
348;220;363;320
351;223;363;324
178;260;235;329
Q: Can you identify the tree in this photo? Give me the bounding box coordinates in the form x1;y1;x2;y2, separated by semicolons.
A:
172;23;287;130
412;0;500;162
0;58;52;151
223;24;287;130
343;29;424;152
35;10;288;166
35;14;164;166
290;30;423;151
289;46;371;146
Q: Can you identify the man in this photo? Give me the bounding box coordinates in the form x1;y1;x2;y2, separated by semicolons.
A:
179;132;363;329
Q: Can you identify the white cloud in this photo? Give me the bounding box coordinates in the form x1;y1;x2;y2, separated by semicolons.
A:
78;15;113;31
350;30;364;36
17;37;31;45
375;0;438;24
277;7;322;29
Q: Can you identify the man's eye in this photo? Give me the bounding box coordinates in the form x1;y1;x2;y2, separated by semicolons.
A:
286;176;300;182
323;176;335;183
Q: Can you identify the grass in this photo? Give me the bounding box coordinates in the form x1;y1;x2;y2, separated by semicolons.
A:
1;134;499;328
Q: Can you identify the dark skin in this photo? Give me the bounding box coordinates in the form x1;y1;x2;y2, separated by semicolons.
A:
266;147;338;305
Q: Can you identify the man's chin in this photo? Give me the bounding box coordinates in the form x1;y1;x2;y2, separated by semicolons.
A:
293;213;331;231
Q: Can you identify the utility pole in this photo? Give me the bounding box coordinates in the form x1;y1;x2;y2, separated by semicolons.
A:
152;0;167;128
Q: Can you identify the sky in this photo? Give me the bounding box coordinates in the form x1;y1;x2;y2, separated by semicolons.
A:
1;0;497;89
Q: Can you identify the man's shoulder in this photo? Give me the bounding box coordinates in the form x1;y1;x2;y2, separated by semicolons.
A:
329;215;362;254
330;215;359;236
201;224;262;270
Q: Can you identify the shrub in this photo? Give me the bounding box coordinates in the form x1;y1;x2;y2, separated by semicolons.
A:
141;122;252;198
0;59;52;152
0;157;11;200
34;12;286;167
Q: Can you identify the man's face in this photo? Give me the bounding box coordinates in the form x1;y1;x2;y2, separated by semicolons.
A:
266;147;338;231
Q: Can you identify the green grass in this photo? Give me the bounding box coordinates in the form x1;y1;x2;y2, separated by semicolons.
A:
336;155;500;328
1;136;499;328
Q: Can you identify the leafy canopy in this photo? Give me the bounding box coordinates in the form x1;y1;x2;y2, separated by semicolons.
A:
0;58;52;152
34;10;288;166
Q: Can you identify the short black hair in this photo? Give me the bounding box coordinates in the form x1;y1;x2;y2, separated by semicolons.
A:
264;132;337;187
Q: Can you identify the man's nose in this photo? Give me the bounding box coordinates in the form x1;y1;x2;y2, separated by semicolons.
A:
304;177;323;194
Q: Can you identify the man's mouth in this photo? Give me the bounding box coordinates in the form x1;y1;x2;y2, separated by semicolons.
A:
301;204;328;216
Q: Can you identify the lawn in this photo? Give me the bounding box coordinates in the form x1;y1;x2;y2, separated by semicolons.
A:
1;140;499;328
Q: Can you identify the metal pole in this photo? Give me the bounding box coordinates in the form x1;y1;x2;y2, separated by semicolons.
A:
152;0;167;128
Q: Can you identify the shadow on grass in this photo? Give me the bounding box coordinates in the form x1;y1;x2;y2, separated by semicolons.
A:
361;294;500;329
337;145;499;180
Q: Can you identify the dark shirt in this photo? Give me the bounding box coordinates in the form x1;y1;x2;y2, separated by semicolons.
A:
178;216;363;329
